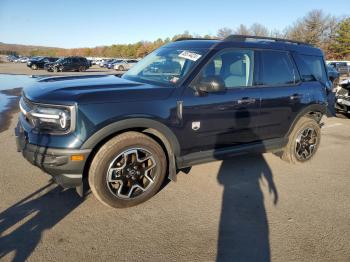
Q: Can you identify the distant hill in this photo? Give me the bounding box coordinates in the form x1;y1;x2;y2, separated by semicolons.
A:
0;42;64;56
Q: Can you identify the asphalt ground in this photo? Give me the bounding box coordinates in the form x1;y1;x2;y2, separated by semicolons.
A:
0;113;349;262
0;63;349;261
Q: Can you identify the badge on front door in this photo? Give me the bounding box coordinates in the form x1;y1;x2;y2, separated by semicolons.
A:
192;121;200;131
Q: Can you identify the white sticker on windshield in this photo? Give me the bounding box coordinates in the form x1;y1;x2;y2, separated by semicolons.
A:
178;51;202;61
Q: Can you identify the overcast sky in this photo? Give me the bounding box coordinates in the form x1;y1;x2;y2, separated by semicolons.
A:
0;0;349;48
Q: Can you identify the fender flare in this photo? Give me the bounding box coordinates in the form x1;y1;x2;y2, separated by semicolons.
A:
286;103;326;137
81;118;181;181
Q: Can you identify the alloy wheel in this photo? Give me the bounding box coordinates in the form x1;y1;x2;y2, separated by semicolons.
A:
295;127;318;161
106;148;157;199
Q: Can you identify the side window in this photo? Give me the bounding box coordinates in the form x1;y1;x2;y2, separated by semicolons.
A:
259;51;298;86
295;54;327;82
199;49;254;89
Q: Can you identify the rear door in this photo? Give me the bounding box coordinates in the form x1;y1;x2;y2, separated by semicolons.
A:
255;50;306;140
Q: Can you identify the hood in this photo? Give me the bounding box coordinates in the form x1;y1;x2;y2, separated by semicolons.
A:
23;74;175;105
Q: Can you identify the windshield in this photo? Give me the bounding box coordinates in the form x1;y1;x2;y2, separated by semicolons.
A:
55;58;65;63
122;47;208;86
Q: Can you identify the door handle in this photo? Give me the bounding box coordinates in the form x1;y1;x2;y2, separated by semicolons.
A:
237;98;256;105
290;94;302;100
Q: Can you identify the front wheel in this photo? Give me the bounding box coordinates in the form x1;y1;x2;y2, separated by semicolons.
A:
89;132;167;208
281;117;321;164
118;65;124;71
31;64;38;70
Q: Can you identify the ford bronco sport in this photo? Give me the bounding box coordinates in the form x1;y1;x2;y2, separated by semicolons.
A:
15;35;331;208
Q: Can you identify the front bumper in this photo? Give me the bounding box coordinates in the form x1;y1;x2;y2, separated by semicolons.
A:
15;123;91;188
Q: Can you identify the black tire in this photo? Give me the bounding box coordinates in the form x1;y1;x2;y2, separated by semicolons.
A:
281;116;321;164
118;65;124;71
31;64;38;70
89;131;167;208
79;66;86;72
53;66;59;73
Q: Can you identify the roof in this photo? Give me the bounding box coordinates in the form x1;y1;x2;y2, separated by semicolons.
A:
165;35;323;56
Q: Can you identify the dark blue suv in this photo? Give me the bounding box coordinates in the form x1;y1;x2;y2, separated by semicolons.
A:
15;35;330;208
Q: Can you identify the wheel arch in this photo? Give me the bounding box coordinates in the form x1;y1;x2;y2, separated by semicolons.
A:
286;104;326;138
81;118;180;181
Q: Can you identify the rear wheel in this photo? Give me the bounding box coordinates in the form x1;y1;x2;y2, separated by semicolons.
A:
118;65;124;71
281;117;321;164
79;66;86;72
89;132;167;208
31;64;38;70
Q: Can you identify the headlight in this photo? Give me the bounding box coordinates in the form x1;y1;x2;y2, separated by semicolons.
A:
20;97;76;134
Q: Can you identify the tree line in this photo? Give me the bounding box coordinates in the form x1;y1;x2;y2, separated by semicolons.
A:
2;9;349;59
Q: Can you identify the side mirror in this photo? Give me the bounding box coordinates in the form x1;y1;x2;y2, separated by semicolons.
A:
197;76;226;93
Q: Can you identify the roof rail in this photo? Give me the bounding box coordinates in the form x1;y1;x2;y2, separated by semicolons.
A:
224;35;311;46
174;37;218;42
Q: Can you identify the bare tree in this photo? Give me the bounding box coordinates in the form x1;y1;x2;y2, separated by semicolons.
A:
234;24;250;35
217;27;233;39
270;29;285;38
286;9;338;48
250;23;269;36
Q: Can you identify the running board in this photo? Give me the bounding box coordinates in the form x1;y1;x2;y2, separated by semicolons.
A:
176;138;288;168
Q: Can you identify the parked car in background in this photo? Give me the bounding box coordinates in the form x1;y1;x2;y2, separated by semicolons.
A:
107;59;124;69
91;59;101;65
328;62;350;76
6;55;18;62
100;59;115;68
335;79;350;116
19;57;29;63
113;59;138;71
27;56;58;70
12;56;28;63
327;65;340;85
44;56;90;72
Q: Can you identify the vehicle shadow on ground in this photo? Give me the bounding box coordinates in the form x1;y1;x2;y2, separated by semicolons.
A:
216;155;278;262
0;181;86;262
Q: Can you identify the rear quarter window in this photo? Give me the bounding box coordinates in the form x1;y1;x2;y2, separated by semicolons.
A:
294;54;327;83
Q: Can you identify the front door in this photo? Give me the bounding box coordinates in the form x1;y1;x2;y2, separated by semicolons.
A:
179;48;261;154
